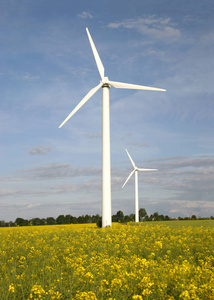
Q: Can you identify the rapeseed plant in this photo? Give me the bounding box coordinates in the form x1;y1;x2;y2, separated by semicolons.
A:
0;222;213;299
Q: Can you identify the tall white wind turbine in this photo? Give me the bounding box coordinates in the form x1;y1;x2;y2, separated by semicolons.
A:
122;149;158;222
59;28;165;228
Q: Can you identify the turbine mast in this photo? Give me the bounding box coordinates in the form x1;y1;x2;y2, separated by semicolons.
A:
102;84;111;227
135;170;139;222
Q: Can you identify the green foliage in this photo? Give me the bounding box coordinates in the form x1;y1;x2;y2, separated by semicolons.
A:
46;217;56;225
1;209;213;227
96;217;102;228
139;208;148;221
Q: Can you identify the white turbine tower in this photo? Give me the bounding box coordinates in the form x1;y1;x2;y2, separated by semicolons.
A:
59;28;165;228
122;149;158;222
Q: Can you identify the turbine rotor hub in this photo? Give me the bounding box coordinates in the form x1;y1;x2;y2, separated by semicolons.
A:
101;77;109;85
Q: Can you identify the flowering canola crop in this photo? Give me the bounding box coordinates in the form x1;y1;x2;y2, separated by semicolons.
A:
0;221;213;299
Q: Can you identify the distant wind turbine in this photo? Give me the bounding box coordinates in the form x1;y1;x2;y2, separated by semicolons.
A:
122;149;158;222
59;28;165;227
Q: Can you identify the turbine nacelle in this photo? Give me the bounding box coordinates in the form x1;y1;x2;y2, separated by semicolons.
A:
101;77;109;84
101;77;111;88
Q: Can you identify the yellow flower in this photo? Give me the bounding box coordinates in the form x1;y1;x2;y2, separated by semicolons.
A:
155;240;163;249
111;278;123;288
74;291;97;300
28;284;46;300
179;290;190;299
8;283;15;293
132;295;143;300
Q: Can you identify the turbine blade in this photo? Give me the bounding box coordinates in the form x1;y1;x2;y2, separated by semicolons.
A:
122;170;135;189
138;168;158;171
125;149;136;168
59;83;102;128
108;80;166;91
86;28;105;80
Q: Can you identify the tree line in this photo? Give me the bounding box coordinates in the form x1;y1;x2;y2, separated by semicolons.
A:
0;208;213;227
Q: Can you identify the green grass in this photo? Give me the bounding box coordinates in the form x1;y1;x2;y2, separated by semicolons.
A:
142;219;214;228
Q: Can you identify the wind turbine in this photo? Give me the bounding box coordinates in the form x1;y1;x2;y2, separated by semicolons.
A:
59;28;165;228
122;149;158;222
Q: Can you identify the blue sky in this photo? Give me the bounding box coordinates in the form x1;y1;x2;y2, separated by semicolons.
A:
0;0;214;221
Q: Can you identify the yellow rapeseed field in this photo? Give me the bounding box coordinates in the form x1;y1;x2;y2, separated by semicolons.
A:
0;221;213;299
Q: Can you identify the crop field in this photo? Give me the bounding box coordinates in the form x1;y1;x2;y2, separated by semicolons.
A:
0;221;213;299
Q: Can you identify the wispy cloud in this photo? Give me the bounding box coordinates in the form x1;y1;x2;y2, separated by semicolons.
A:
77;11;93;19
129;142;149;147
0;155;213;219
148;155;214;171
29;146;52;155
83;132;101;139
26;203;41;209
0;188;29;197
17;73;40;81
108;16;180;40
19;163;101;180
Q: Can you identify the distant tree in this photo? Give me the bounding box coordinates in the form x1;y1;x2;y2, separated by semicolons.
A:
41;218;46;225
77;216;84;224
56;215;65;224
191;215;197;220
112;211;125;222
15;218;29;226
96;216;102;228
23;219;29;226
15;218;23;226
30;218;43;226
153;212;159;220
116;210;124;222
139;208;148;221
71;216;78;224
124;215;131;222
149;214;154;221
92;214;101;223
46;217;56;225
159;214;165;221
112;213;117;222
64;215;72;224
84;214;92;223
8;221;15;227
0;220;6;227
129;213;135;221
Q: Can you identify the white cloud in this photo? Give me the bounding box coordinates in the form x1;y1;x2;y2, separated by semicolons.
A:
108;16;180;39
77;11;93;19
27;203;41;209
16;73;40;81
